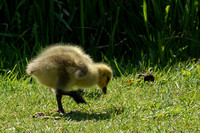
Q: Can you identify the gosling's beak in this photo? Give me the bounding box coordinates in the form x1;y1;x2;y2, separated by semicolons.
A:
102;87;107;94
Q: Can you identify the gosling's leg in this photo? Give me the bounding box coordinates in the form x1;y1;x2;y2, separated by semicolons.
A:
56;90;86;114
55;70;70;114
57;90;86;104
65;91;86;104
56;94;65;114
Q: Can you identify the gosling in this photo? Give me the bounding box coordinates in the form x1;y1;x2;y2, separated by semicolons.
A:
26;43;113;114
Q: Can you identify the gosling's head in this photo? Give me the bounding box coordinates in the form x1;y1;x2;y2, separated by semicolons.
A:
96;63;113;94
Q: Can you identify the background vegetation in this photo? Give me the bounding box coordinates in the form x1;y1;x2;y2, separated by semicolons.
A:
0;0;199;75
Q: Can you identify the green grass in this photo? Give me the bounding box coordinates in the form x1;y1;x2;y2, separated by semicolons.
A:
0;0;199;131
1;61;200;132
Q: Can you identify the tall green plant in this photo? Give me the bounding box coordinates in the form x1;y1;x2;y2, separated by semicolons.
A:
80;0;85;46
0;0;199;75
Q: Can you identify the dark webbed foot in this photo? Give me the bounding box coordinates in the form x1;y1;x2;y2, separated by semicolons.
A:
57;109;65;114
57;110;80;115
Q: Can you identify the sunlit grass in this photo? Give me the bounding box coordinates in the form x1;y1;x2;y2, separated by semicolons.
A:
1;61;199;132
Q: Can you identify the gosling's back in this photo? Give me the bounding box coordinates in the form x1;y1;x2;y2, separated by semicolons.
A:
37;43;93;64
26;43;92;74
26;44;92;89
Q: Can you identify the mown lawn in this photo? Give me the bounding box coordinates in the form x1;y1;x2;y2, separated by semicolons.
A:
0;61;200;132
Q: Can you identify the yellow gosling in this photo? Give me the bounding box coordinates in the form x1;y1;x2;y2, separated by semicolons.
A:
26;43;113;114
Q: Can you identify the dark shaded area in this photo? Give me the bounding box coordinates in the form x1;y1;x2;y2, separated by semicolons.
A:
63;111;112;121
33;107;124;121
0;0;200;75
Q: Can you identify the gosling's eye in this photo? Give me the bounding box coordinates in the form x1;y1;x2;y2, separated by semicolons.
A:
107;77;110;83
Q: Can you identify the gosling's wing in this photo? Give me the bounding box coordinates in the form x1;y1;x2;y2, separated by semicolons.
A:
73;62;88;79
46;54;88;79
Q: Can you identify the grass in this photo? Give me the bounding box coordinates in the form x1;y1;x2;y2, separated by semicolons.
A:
1;60;199;132
1;0;199;131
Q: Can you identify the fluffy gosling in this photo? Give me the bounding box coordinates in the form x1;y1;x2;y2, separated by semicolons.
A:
26;43;113;114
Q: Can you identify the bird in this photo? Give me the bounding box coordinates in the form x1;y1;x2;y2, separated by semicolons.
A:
138;68;154;82
26;43;113;114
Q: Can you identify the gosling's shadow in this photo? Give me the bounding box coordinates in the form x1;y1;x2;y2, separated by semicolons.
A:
34;107;124;121
64;107;124;121
62;111;111;121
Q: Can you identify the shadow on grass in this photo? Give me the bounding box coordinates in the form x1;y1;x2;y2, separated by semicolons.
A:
33;106;124;121
65;106;124;121
63;111;111;121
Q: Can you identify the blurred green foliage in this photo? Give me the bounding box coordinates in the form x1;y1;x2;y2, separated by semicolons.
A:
0;0;200;75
